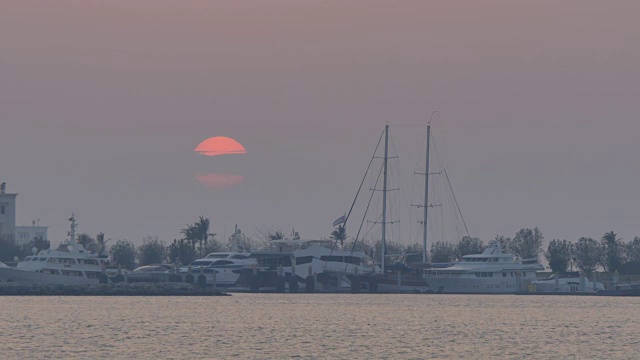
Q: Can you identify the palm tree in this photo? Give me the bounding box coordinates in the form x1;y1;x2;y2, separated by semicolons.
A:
77;233;97;253
181;216;216;258
331;225;346;250
96;232;111;257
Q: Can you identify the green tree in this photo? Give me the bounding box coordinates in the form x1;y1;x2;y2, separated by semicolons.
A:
31;235;50;252
228;226;263;252
404;243;424;263
345;239;374;258
203;239;226;254
331;225;347;250
0;234;21;262
181;216;215;258
625;237;640;262
110;239;136;269
77;233;97;253
270;231;285;241
512;227;544;260
96;232;111;256
600;231;625;277
137;236;166;266
256;226;285;242
545;239;573;274
168;239;194;266
372;240;405;264
494;235;513;254
574;237;600;278
455;236;485;259
430;241;456;263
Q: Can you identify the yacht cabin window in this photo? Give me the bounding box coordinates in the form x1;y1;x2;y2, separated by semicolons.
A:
296;256;313;265
211;260;234;266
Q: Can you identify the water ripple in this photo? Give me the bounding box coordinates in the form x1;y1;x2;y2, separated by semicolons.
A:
0;295;639;359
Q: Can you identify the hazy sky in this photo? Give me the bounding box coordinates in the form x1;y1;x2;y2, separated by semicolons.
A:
1;1;639;248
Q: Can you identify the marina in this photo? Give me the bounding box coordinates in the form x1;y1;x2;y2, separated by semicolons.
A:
1;125;638;297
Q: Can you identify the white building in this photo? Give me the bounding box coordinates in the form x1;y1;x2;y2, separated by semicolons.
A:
0;182;48;246
16;223;48;246
0;183;17;243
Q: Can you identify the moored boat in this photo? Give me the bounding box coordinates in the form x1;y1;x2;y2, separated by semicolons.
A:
179;252;257;287
0;215;110;286
531;272;604;293
423;240;544;294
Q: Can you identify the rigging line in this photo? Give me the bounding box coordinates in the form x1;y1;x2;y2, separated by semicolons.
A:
438;196;443;243
389;134;406;245
344;129;385;228
389;132;419;245
343;164;385;272
430;132;455;242
326;129;385;259
362;212;383;240
444;168;470;238
392;124;435;127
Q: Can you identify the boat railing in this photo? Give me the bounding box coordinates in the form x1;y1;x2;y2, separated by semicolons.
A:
424;270;457;278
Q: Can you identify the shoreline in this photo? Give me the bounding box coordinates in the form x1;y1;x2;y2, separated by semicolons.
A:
0;282;230;296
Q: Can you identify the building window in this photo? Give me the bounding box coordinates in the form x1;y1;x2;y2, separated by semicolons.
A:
0;205;5;215
19;232;30;240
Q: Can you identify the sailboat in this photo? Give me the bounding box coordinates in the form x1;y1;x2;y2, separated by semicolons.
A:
372;123;434;293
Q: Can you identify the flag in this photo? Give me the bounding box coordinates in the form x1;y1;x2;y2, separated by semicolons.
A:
332;214;347;227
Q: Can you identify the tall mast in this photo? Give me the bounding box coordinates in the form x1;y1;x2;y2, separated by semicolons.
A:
381;124;389;272
68;214;77;245
422;125;431;263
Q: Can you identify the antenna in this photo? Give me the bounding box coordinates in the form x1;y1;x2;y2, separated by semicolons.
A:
381;124;389;272
68;214;77;245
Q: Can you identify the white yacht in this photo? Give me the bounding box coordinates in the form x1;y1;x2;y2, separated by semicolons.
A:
0;215;109;286
265;239;380;291
179;252;257;287
532;272;604;293
423;240;544;294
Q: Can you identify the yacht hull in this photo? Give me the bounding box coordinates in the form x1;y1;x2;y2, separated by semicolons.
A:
425;277;531;294
375;274;432;294
0;268;98;286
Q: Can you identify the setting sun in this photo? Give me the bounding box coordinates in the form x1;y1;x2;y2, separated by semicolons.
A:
194;136;247;156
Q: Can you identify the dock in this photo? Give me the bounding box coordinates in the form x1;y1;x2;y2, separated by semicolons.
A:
0;282;230;296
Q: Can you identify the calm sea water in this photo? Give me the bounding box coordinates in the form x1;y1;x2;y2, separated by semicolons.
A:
0;294;638;359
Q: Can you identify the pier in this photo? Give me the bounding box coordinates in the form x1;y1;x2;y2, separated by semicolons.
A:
0;282;230;296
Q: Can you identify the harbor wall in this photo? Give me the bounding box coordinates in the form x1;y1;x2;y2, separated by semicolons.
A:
0;282;230;296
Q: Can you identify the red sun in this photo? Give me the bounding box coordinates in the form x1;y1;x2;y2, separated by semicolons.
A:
194;136;247;156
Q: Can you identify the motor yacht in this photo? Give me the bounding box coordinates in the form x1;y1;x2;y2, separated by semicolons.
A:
0;215;109;285
423;240;544;293
532;272;604;293
179;252;257;287
264;239;380;291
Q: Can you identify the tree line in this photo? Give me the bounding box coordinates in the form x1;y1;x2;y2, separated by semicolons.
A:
0;216;265;270
341;227;640;279
90;217;266;269
429;228;640;279
4;219;640;278
545;232;640;278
